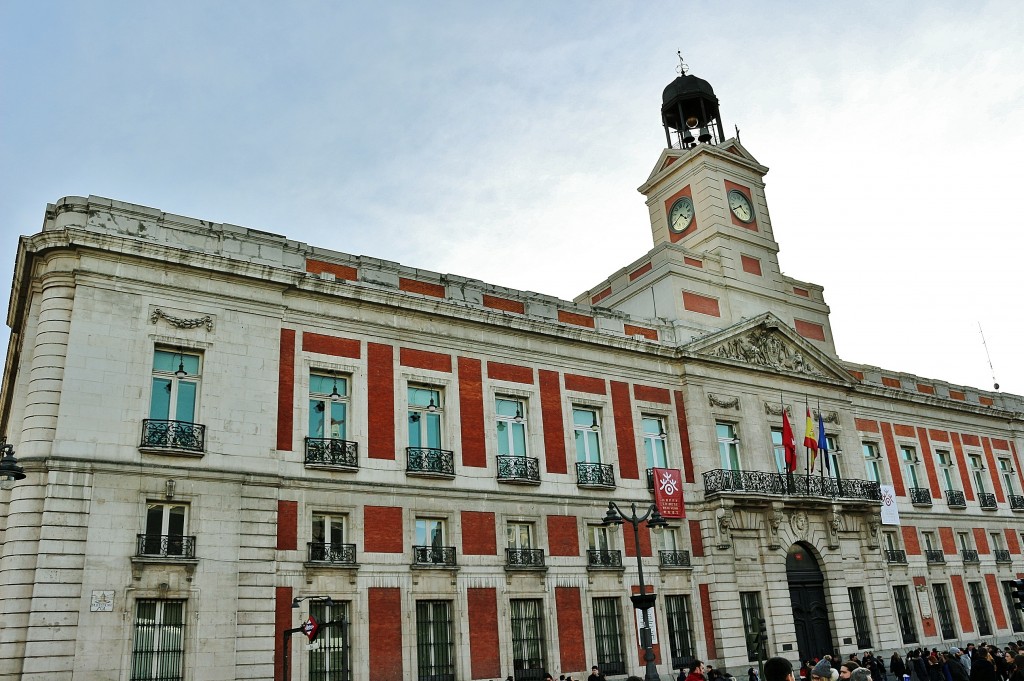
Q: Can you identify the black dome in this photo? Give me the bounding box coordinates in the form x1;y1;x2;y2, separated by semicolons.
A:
661;72;722;133
661;74;717;105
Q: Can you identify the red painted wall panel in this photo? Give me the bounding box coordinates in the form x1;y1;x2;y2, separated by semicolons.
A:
302;332;361;358
611;380;639;480
546;516;579;556
855;418;880;433
699;583;719;659
364;506;404;553
951;433;974;501
634;385;671;404
461;511;496;555
369;588;404;681
277;329;296;451
467;588;501;679
564;374;606;395
901;525;921;555
986;574;1009;631
673;391;695;484
916;427;941;499
399;347;452;372
623;522;652;558
399;277;445;298
880;422;906;496
275;586;292;681
277;500;297;551
950;574;974;634
973;527;990;554
482;294;525;314
555;587;587;672
689;519;704;558
305;258;358;281
982;437;1004;503
539;370;567;474
458;357;486;468
939;527;956;555
368;343;395;460
486;361;534;384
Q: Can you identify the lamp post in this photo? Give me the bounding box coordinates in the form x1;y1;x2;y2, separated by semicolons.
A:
0;437;26;485
283;596;335;681
602;501;669;681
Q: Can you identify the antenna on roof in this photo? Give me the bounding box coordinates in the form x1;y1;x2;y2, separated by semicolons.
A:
676;51;689;76
978;322;999;390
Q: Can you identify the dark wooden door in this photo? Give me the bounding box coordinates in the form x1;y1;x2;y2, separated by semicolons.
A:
786;543;834;662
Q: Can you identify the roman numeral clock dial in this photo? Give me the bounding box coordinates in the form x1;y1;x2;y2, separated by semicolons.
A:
668;196;694;234
728;189;754;223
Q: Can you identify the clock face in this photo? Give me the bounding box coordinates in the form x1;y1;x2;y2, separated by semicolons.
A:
668;196;695;233
728;189;754;223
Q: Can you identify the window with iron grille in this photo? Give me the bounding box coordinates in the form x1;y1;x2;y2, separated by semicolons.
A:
1003;581;1024;633
848;587;873;649
932;583;957;640
415;600;455;681
510;599;546;681
309;599;350;681
592;597;625;675
968;581;992;637
892;585;919;644
739;592;765;661
665;595;696;669
131;599;185;681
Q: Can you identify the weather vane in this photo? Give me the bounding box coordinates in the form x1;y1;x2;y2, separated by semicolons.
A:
676;51;688;76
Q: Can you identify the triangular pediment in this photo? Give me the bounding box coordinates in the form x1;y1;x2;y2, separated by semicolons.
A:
683;312;851;383
641;139;767;192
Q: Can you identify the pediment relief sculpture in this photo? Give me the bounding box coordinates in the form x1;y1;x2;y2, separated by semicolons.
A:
707;327;825;378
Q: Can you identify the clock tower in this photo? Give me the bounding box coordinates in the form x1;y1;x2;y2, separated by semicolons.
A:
575;65;837;353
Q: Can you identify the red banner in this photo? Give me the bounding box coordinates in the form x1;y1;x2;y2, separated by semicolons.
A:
652;468;684;518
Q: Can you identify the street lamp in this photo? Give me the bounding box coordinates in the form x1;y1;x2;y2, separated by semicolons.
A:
283;596;335;681
0;437;25;485
602;501;669;681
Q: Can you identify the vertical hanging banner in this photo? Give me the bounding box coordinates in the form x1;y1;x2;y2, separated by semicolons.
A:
653;468;685;518
879;484;900;525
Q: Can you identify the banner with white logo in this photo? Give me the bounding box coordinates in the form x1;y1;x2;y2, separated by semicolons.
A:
652;468;684;518
880;484;900;525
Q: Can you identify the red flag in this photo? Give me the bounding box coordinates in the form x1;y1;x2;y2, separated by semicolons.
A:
781;409;797;472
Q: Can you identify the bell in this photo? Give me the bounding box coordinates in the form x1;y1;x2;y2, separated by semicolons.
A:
698;125;712;143
681;127;695;145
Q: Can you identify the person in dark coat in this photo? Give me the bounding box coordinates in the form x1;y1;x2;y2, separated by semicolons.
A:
946;653;970;681
970;648;998;681
892;653;907;680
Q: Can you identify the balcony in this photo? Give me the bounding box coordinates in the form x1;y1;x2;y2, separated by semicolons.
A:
506;548;546;569
702;469;881;504
925;549;945;564
979;492;998;510
945;489;966;508
497;455;541;484
1010;495;1024;511
304;437;358;469
307;542;357;565
885;549;908;564
961;549;980;564
995;549;1012;564
576;462;615;489
136;533;197;559
406;447;455;477
587;549;623;569
909;487;932;507
659;550;692;568
412;545;457;567
140;419;205;455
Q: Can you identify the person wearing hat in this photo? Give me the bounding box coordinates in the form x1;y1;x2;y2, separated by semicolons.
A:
851;668;873;681
813;659;839;681
841;662;861;681
944;651;969;681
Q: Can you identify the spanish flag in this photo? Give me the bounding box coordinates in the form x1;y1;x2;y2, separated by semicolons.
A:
804;407;818;469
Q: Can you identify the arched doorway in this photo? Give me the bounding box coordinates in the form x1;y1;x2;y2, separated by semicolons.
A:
787;543;834;661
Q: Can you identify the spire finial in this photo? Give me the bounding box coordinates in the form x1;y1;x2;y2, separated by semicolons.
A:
676;51;689;76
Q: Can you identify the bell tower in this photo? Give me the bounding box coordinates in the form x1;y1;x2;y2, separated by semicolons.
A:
661;53;726;148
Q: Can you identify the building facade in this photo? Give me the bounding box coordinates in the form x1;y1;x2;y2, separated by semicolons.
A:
1;72;1023;681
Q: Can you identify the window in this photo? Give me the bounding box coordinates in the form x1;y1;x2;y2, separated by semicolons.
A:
131;599;185;681
642;415;668;469
999;458;1016;495
739;591;766;661
665;595;697;669
824;434;841;480
141;503;189;557
496;397;527;457
937;450;956;490
969;453;986;493
507;522;533;550
717;422;740;471
309;373;348;440
892;585;919;643
770;428;785;472
588;525;619;567
573;408;602;463
510;599;546;680
506;522;542;567
991;532;1005;551
884;533;898;551
589;525;612;553
592;597;625;675
849;587;873;649
862;442;881;482
968;581;992;637
957;532;971;551
310;513;352;563
415;600;455;681
409;387;443;449
414;518;449;563
932;583;957;639
900;446;920;488
309;599;350;681
921;531;937;552
150;349;201;423
1003;581;1024;633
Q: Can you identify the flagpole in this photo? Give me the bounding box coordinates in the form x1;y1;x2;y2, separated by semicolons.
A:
805;396;810;481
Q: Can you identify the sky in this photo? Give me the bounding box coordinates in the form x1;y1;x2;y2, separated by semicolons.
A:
1;1;1022;396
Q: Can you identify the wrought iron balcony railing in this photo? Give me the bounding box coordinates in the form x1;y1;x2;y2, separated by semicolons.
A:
406;447;455;477
945;489;966;508
1010;494;1024;510
885;549;908;564
497;455;541;484
304;437;358;468
587;549;622;568
506;548;546;568
995;549;1012;563
909;487;932;506
412;545;457;567
925;549;945;564
961;549;980;564
598;661;626;677
140;419;205;453
659;550;691;567
702;469;881;501
307;542;356;564
136;534;197;559
979;492;997;510
513;664;547;681
576;462;615;488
